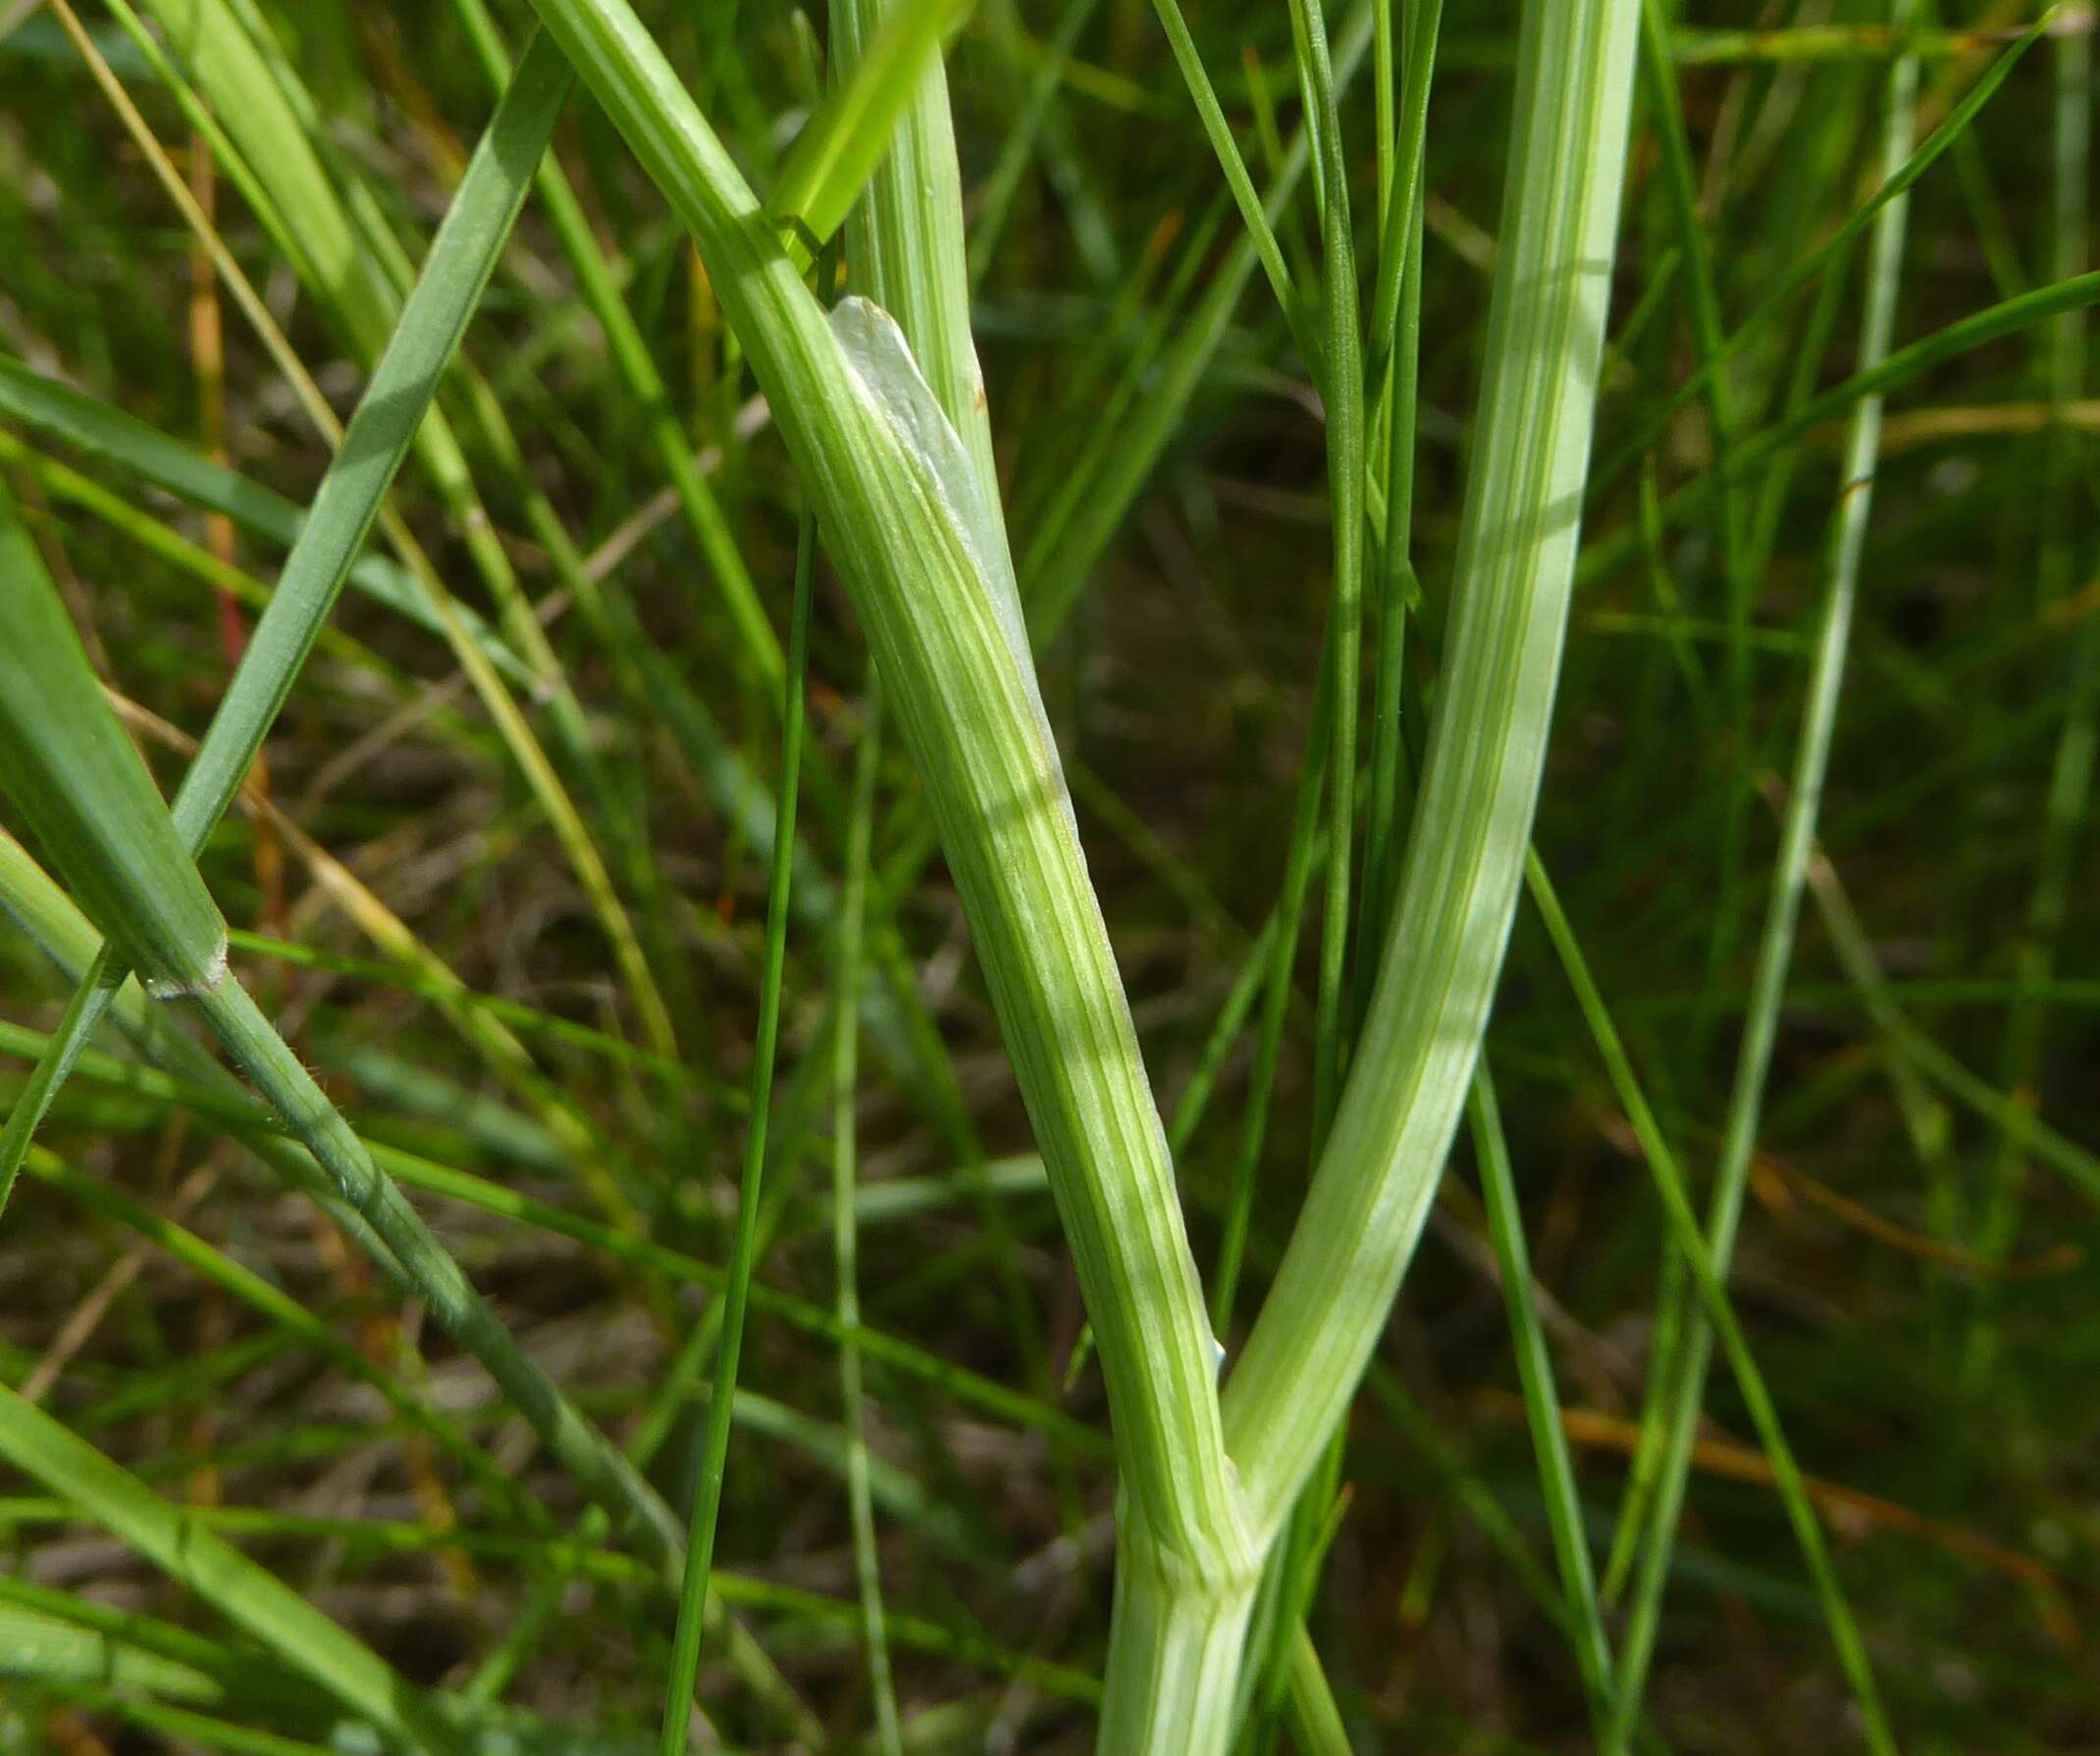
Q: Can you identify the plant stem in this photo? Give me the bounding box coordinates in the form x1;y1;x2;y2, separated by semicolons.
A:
657;512;814;1752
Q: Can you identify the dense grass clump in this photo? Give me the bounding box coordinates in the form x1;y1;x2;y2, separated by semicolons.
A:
0;1;2095;1752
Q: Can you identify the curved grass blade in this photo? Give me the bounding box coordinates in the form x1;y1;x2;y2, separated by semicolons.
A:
1221;0;1643;1540
0;485;226;1001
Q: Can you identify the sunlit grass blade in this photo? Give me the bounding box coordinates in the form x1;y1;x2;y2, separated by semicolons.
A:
771;0;972;264
1221;0;1643;1538
0;483;227;1002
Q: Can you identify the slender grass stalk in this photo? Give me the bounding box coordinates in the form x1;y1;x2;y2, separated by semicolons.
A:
1966;15;2093;1383
1142;0;1311;365
1606;9;1918;1744
657;513;814;1751
524;0;1248;1576
834;684;904;1756
1286;0;1365;1156
1466;1067;1618;1740
1356;0;1441;992
1220;0;1641;1539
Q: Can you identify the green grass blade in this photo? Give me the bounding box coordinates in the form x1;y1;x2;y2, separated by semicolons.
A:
0;484;226;999
0;29;569;1217
0;359;530;685
1143;0;1312;368
657;511;813;1753
1222;0;1642;1539
770;0;972;262
1467;1065;1618;1739
516;0;1244;1590
1286;0;1365;1160
1357;0;1442;998
1606;13;1919;1745
0;1382;461;1754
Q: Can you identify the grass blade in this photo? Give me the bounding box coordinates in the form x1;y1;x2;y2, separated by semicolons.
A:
1605;10;1920;1745
0;1382;460;1754
657;511;814;1750
0;29;570;1217
1221;0;1643;1539
771;0;972;264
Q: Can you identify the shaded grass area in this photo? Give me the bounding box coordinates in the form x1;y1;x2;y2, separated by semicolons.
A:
0;1;2095;1751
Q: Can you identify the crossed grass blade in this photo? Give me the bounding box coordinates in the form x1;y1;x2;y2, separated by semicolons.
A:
0;27;567;1217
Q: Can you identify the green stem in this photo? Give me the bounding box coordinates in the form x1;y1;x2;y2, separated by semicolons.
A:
1607;8;1917;1745
658;512;814;1752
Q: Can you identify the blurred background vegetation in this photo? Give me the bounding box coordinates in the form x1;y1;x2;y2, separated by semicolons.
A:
0;1;2095;1750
